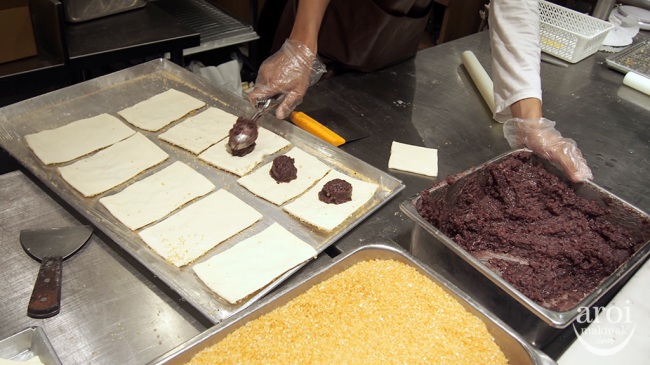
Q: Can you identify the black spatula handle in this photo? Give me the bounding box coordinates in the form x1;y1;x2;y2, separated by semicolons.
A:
27;256;62;318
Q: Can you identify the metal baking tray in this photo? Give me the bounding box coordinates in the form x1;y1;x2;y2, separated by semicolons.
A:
606;40;650;79
148;242;556;365
0;59;404;324
0;327;62;365
400;149;650;347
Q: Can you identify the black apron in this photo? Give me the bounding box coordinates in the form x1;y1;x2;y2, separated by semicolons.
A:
273;0;432;73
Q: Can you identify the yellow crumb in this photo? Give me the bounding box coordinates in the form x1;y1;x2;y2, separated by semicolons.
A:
187;259;508;365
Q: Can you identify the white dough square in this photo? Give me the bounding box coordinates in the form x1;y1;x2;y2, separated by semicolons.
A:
193;222;317;304
237;147;331;205
58;133;169;197
198;128;291;177
139;190;262;267
118;88;206;131
158;107;237;154
99;161;215;230
283;170;379;232
388;141;438;177
24;113;135;165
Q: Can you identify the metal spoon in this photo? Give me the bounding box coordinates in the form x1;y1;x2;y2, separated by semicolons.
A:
229;98;275;153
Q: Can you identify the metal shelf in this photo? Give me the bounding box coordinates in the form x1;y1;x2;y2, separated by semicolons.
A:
153;0;259;55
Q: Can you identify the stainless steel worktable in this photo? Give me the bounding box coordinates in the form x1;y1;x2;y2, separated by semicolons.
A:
1;30;648;364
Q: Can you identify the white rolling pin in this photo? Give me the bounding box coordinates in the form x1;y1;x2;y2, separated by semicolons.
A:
461;50;496;118
623;72;650;96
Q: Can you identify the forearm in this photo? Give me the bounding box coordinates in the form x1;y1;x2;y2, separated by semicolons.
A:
510;97;542;119
289;0;331;52
489;0;542;121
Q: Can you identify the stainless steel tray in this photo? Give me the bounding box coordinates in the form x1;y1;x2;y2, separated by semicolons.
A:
606;40;650;79
400;149;650;346
0;59;404;324
0;326;62;365
148;242;556;365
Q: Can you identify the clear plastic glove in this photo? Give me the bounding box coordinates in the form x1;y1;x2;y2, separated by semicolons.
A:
503;118;593;182
248;39;327;120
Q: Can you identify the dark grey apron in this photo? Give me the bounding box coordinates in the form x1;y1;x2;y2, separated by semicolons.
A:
273;0;432;72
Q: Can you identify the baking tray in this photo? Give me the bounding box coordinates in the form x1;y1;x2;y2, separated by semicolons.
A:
0;326;62;365
0;59;405;324
400;149;650;347
606;40;650;79
148;242;556;365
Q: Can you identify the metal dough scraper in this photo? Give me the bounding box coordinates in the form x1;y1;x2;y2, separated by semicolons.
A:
20;225;93;318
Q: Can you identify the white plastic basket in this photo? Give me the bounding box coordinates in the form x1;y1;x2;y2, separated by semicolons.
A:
539;0;614;63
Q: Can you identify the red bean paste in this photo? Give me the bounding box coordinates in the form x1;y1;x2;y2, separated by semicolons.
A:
416;153;645;311
319;179;353;204
228;117;258;157
270;155;297;183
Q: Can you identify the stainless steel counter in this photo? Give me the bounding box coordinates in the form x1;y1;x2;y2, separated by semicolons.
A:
1;30;648;364
0;171;209;364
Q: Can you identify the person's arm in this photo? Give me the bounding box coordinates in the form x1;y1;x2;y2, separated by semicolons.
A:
490;0;592;182
247;0;329;119
489;0;542;122
289;0;330;53
510;97;542;119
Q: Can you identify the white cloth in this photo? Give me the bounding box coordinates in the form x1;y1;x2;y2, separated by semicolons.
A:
489;0;542;122
602;9;640;47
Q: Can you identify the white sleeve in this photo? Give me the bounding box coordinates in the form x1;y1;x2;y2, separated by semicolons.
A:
489;0;542;122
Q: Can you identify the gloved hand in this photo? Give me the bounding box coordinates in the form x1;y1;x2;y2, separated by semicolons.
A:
248;39;327;120
503;118;593;182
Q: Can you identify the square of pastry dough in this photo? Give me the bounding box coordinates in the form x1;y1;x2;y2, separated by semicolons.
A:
388;141;438;177
158;107;237;154
237;147;331;205
118;88;206;131
193;222;317;304
24;113;135;165
283;170;379;232
198;128;291;177
58;133;168;197
99;161;215;230
139;189;262;267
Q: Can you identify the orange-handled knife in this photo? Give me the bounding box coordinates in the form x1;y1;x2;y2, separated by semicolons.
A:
289;111;346;147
